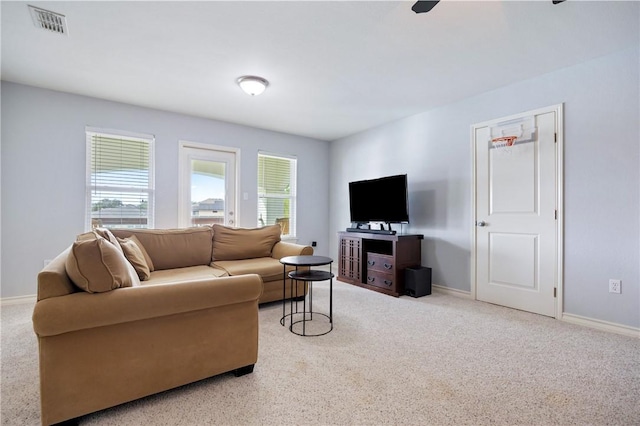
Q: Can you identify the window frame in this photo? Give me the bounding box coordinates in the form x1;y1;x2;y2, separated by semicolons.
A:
257;151;297;238
85;127;155;231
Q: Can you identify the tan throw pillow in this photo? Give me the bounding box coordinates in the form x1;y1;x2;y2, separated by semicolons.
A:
212;224;281;261
124;234;154;272
118;237;151;281
93;227;124;253
66;235;140;293
76;231;98;241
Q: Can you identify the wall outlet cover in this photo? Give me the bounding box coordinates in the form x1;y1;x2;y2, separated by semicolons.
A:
609;279;621;294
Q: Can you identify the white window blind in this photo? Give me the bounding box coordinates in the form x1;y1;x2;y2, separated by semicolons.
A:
86;130;155;230
258;152;297;237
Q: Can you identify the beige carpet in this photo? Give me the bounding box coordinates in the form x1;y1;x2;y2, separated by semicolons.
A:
2;280;639;425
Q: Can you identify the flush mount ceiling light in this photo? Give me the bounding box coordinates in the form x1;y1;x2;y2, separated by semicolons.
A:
237;76;269;96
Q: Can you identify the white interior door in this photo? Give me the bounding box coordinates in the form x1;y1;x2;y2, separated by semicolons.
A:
473;106;562;317
179;142;238;228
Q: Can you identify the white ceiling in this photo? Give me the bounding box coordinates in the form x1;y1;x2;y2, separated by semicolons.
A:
2;1;638;141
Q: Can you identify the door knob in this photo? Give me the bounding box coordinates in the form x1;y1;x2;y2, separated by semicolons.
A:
476;221;487;227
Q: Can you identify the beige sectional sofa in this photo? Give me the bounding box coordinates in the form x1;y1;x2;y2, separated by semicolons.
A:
32;224;312;425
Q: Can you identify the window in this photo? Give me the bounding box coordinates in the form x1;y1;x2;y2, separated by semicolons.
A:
86;129;155;230
258;152;297;237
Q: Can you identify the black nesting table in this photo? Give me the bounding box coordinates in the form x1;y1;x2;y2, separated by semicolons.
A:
280;255;334;336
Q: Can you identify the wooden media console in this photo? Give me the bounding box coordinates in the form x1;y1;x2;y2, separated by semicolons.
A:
337;231;423;297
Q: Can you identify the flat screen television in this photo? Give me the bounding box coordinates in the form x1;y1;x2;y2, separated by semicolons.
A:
349;174;409;224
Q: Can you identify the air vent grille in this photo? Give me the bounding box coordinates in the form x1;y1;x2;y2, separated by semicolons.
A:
29;5;67;35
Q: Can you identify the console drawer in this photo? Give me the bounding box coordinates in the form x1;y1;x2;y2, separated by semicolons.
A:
366;253;395;274
365;270;394;290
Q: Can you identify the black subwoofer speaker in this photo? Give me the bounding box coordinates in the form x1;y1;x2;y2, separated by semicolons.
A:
405;266;432;297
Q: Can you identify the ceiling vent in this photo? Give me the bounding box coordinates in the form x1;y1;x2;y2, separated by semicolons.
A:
28;5;67;35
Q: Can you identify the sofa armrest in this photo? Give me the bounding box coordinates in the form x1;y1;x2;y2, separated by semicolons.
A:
38;247;77;301
33;274;263;337
271;241;313;260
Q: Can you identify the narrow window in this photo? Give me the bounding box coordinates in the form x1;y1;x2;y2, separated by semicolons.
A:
86;129;155;230
258;152;297;238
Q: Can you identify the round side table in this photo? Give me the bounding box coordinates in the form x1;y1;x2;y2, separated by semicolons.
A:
280;255;334;336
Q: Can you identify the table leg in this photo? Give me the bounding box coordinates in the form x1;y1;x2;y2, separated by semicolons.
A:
329;264;333;323
330;283;333;324
302;282;307;336
309;279;314;321
290;273;294;329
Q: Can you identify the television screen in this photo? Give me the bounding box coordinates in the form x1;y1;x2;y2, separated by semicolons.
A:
349;174;409;224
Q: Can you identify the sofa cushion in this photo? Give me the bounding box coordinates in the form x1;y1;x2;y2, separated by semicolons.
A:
65;235;140;293
212;257;287;282
212;224;281;261
145;265;229;285
118;237;151;281
111;227;213;270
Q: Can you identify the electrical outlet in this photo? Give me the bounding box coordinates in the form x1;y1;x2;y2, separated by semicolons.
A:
311;241;317;247
609;279;621;294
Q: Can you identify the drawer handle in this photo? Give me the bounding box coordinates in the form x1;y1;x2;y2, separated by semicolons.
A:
384;263;392;270
367;260;375;266
367;277;375;283
384;280;392;286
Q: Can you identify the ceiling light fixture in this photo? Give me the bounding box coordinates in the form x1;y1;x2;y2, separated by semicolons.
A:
237;76;269;96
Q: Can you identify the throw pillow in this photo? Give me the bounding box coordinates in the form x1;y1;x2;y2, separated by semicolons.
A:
212;224;281;261
66;235;140;293
117;237;151;280
93;227;124;253
124;234;154;272
76;231;98;241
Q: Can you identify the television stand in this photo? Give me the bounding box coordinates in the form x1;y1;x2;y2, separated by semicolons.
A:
337;231;423;297
346;228;396;235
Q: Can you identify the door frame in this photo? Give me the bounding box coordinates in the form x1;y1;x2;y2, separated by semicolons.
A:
470;104;564;319
178;140;241;228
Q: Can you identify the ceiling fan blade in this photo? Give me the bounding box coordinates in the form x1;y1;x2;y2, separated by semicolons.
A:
413;0;563;15
412;1;440;14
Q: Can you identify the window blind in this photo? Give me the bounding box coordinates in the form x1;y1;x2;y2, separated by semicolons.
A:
258;153;297;237
86;131;154;230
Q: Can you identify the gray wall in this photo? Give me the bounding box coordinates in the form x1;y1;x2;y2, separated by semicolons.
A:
1;82;330;298
329;47;639;329
2;47;638;329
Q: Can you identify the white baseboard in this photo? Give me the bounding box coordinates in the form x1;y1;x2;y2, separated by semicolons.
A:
1;294;37;306
432;284;473;299
561;313;639;339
